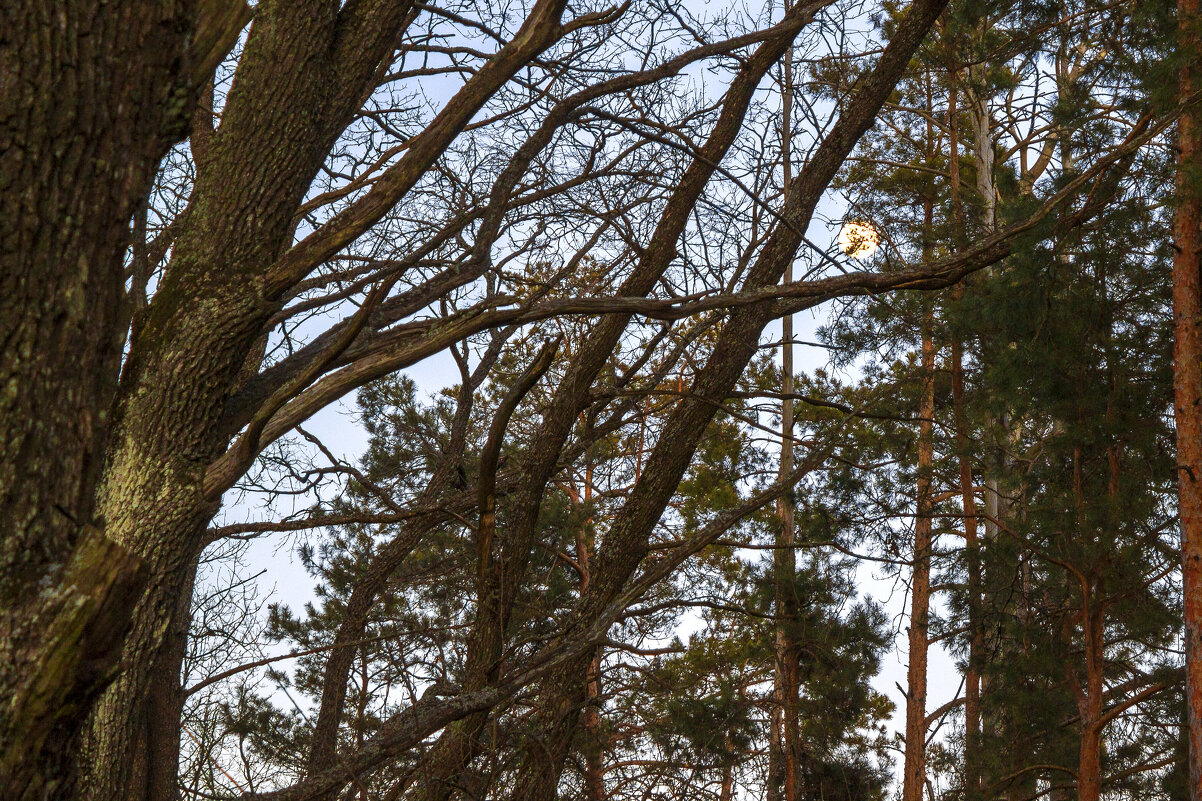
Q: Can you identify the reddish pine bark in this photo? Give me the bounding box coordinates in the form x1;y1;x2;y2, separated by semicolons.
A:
1071;599;1105;801
903;313;936;801
1176;2;1202;799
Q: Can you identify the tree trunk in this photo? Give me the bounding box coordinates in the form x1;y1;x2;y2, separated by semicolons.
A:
1075;603;1104;801
773;20;802;800
509;665;588;801
0;1;243;796
498;4;954;797
903;309;936;801
416;20;812;797
947;72;983;801
79;5;409;798
1077;723;1103;801
720;762;735;801
953;329;983;800
1175;3;1202;799
583;650;606;801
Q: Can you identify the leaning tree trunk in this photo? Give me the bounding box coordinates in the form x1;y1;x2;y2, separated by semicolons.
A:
78;3;409;797
502;3;954;796
1175;3;1202;799
414;17;814;797
0;1;244;797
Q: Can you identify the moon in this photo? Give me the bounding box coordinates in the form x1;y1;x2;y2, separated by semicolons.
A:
838;221;879;258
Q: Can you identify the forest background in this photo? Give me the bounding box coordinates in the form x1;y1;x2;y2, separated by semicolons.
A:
3;0;1201;801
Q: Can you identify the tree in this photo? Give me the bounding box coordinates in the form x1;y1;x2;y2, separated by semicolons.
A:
1174;0;1202;798
0;0;247;795
7;0;1185;798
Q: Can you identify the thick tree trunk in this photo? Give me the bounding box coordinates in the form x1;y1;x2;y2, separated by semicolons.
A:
903;311;936;801
79;5;409;798
1077;724;1103;801
0;1;244;796
1175;3;1202;799
506;660;590;801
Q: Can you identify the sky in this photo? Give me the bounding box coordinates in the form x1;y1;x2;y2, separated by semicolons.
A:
198;0;964;788
214;229;962;791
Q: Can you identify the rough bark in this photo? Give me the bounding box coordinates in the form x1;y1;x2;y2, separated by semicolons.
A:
80;0;584;794
1176;3;1202;799
0;1;244;796
582;650;606;801
78;3;425;798
510;682;588;801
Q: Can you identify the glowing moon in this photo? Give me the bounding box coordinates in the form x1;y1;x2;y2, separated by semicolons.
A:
838;221;879;258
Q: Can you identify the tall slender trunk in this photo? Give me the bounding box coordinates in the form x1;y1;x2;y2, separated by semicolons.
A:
583;651;606;801
953;328;982;798
1074;600;1105;801
720;761;735;801
947;71;982;801
966;59;999;546
902;91;940;792
903;306;937;801
967;58;1016;798
1175;3;1202;799
772;15;802;799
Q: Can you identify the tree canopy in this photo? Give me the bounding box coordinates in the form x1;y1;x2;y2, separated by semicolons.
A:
2;1;1201;800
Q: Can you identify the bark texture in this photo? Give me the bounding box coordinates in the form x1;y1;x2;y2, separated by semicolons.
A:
0;1;244;796
81;3;417;798
1175;3;1202;799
